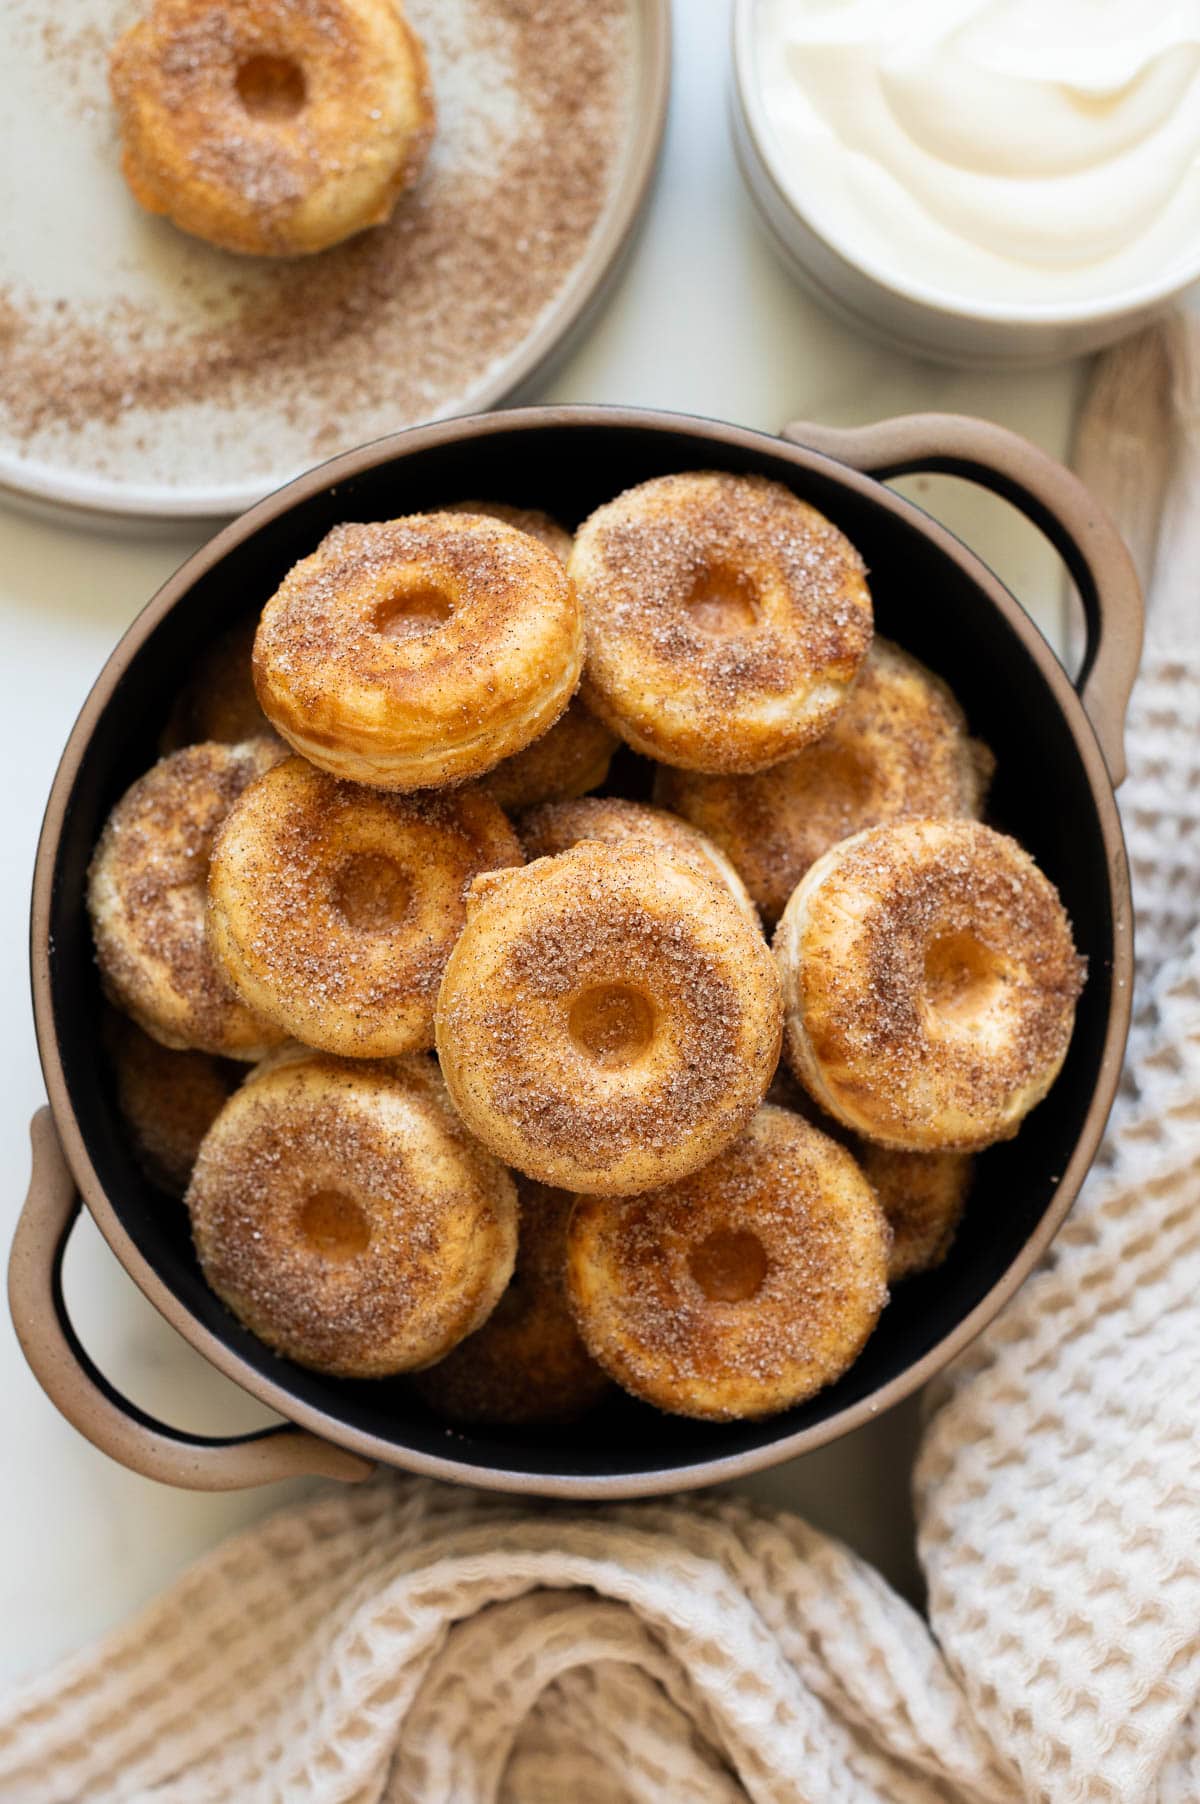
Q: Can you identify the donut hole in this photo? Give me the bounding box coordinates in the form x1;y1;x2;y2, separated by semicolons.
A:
924;931;1007;1031
373;582;454;642
568;983;655;1069
331;853;412;933
236;55;307;121
298;1188;370;1260
689;1229;768;1303
682;563;761;637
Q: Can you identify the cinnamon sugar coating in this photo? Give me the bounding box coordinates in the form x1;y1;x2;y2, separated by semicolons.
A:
657;638;994;924
860;1143;973;1282
776;819;1086;1151
186;1048;518;1377
435;841;782;1195
253;511;584;790
109;0;435;258
104;1010;240;1196
571;471;873;773
208;756;522;1057
518;795;759;927
481;700;618;814
444;502;574;568
412;1179;611;1426
567;1105;889;1421
88;738;288;1059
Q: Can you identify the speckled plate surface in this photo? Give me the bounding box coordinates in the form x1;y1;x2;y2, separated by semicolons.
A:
0;0;668;524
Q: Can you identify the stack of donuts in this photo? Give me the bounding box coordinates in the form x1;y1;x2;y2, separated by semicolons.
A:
89;474;1085;1426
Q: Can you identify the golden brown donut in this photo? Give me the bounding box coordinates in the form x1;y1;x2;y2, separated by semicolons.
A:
411;1180;612;1426
104;1010;240;1196
435;841;782;1195
571;471;873;773
444;501;574;567
517;795;759;927
656;638;994;924
187;1048;518;1377
481;700;618;814
88;739;288;1059
859;1143;973;1282
567;1105;889;1421
775;819;1086;1150
159;620;271;754
109;0;435;258
208;755;523;1057
253;512;584;790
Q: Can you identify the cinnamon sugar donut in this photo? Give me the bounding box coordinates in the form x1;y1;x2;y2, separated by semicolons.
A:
187;1048;518;1377
571;471;872;773
109;0;435;258
160;620;271;753
518;796;758;927
859;1144;973;1281
253;512;584;790
776;820;1086;1150
88;739;287;1059
104;1011;239;1196
412;1180;612;1426
444;501;574;566
567;1106;889;1421
208;756;523;1057
435;841;782;1195
656;638;994;924
481;700;618;813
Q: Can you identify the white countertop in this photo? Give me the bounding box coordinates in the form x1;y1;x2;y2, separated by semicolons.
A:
0;0;1081;1688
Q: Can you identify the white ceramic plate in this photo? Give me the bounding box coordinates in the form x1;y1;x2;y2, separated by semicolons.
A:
0;0;668;524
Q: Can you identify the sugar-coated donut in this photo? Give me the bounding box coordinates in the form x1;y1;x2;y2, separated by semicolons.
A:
254;512;584;790
444;501;574;567
776;820;1085;1150
571;471;872;773
187;1048;518;1377
518;795;759;927
208;755;523;1057
109;0;434;258
89;739;288;1059
435;841;782;1195
859;1143;973;1282
481;700;618;814
104;1010;239;1196
411;1180;612;1426
656;638;994;924
160;620;271;754
567;1105;889;1421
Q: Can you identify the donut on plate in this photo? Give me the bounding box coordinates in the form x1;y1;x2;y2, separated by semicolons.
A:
571;471;872;773
187;1047;518;1377
109;0;435;257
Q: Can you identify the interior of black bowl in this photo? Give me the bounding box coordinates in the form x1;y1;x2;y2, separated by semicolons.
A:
46;416;1116;1484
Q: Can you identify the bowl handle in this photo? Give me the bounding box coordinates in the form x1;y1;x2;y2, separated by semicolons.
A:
8;1110;375;1491
780;412;1144;788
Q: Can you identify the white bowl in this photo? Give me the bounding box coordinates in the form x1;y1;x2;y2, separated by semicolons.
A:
731;0;1200;369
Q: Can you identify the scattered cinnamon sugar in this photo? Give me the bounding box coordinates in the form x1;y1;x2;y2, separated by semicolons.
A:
0;0;632;485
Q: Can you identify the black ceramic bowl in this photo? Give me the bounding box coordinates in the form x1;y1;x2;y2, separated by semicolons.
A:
11;406;1140;1496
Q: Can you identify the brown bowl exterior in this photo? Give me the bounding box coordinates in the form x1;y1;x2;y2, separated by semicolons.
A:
22;406;1136;1497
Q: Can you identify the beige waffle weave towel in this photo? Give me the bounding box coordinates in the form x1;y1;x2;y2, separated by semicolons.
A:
2;323;1199;1804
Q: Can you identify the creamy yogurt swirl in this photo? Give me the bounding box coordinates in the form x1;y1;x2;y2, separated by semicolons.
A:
753;0;1200;308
